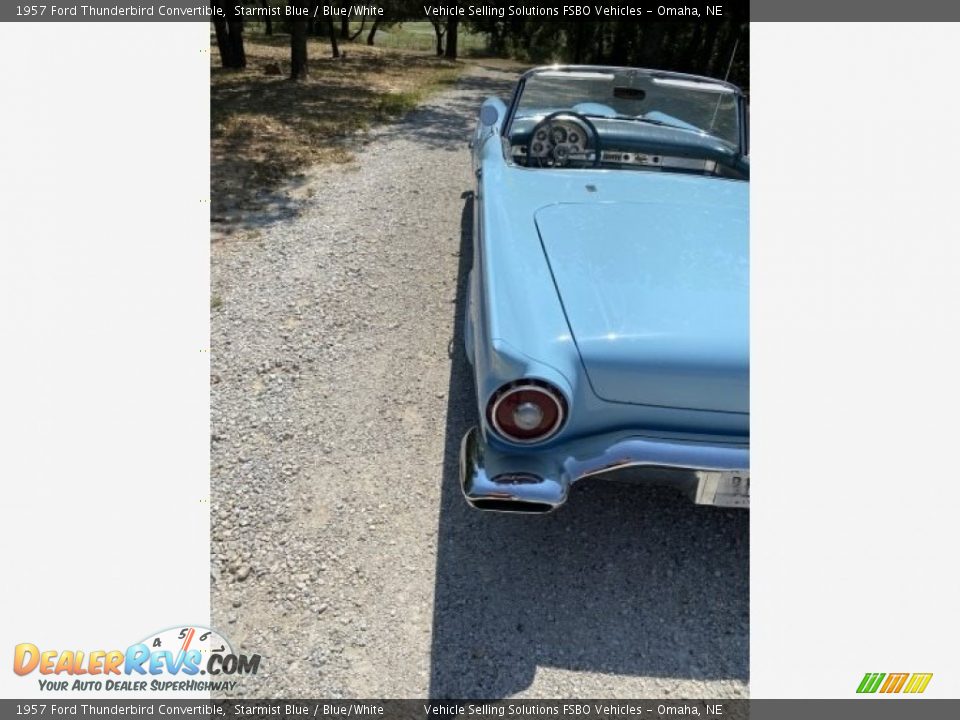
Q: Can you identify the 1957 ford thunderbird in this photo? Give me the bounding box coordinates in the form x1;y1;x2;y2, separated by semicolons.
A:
462;65;748;513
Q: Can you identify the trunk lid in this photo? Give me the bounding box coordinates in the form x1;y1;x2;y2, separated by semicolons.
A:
535;201;748;413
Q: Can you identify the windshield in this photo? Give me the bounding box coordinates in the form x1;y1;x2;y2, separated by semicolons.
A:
512;68;741;150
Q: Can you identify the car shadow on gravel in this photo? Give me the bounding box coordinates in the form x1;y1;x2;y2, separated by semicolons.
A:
429;194;749;699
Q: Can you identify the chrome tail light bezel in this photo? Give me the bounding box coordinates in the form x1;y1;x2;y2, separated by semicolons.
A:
486;379;568;444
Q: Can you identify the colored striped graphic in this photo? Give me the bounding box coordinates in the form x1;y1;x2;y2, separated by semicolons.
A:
903;673;934;694
857;672;932;694
856;673;885;693
879;673;909;693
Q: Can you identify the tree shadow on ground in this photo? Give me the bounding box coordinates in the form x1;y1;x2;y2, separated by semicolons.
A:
210;37;464;234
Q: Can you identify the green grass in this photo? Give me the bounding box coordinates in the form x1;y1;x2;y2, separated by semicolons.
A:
375;91;421;117
374;67;461;117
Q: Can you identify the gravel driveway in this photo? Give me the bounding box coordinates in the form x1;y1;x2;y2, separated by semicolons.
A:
211;64;748;699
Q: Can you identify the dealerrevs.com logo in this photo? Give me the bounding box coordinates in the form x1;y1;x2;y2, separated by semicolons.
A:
13;625;260;692
857;672;933;694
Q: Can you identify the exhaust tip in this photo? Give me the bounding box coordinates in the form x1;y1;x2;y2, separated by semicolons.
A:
470;499;554;514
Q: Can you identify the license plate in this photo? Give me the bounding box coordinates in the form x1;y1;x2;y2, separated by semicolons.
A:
695;470;750;508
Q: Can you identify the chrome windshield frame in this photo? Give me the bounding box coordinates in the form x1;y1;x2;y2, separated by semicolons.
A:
502;64;748;158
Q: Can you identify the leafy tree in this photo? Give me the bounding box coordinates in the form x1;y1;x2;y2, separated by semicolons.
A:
465;19;748;88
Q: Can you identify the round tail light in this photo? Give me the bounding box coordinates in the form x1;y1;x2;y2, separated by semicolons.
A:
487;381;566;443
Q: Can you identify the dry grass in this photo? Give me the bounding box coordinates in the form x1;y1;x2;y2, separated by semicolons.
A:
211;34;462;226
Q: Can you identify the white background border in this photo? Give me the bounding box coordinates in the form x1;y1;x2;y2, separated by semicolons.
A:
751;22;960;697
0;22;210;698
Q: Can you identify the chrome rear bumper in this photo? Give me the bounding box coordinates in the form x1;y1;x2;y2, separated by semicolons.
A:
459;426;749;513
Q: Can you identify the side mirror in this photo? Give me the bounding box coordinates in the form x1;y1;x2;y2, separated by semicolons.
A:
479;104;499;128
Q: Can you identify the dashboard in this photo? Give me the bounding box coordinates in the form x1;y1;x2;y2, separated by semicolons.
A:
527;120;589;164
506;113;748;179
511;144;720;174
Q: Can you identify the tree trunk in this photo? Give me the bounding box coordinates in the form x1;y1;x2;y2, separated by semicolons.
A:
638;23;665;67
680;23;704;73
226;18;245;68
340;17;350;40
328;20;340;58
261;0;272;35
595;21;606;63
349;19;366;42
444;18;459;59
290;9;309;80
212;14;232;68
659;23;680;68
610;21;628;64
488;23;502;54
698;21;722;75
366;20;379;46
431;20;444;56
212;2;246;69
571;23;584;64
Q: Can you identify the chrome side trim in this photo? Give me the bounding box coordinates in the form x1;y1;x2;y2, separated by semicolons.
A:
564;435;748;482
459;426;748;513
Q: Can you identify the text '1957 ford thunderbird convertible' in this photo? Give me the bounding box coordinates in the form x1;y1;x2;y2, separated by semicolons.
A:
462;65;748;513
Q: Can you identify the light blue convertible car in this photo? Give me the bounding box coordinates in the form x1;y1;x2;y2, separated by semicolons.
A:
462;65;748;513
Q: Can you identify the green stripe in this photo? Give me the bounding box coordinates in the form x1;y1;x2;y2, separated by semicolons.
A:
856;673;874;693
856;673;885;693
868;673;886;693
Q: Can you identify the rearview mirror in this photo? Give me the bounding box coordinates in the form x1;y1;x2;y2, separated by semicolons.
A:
479;105;499;127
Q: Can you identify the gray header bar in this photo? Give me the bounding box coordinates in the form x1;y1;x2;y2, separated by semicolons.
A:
3;700;960;718
753;0;960;21
2;1;960;22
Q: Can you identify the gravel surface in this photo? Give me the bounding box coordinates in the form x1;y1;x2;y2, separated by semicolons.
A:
211;64;748;699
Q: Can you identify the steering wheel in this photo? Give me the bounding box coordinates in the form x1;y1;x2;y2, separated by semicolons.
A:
526;111;601;168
